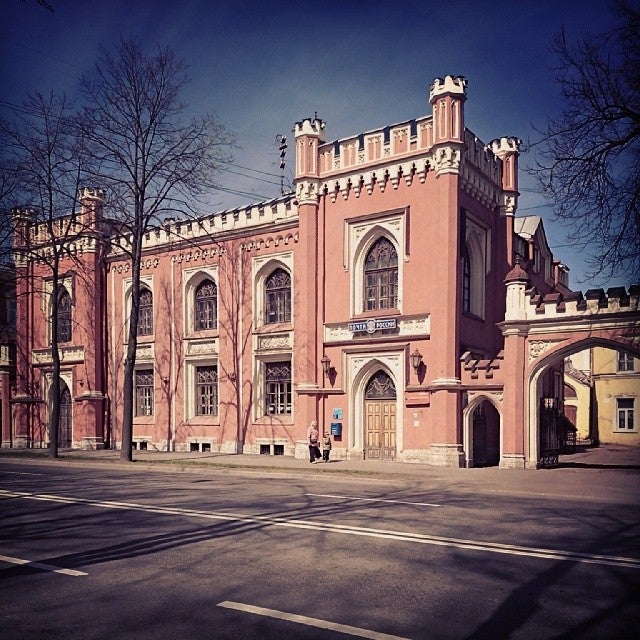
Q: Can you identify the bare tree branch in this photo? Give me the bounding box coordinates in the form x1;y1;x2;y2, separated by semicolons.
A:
530;1;640;283
78;37;233;461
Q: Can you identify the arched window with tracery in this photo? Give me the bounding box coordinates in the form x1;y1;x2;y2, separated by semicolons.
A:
462;245;471;314
265;268;291;324
364;237;398;311
194;279;217;331
137;287;153;336
56;287;72;343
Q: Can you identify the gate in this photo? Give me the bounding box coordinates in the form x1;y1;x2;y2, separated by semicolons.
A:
59;384;72;448
539;397;560;467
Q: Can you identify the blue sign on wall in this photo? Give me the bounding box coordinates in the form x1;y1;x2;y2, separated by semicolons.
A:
330;422;342;437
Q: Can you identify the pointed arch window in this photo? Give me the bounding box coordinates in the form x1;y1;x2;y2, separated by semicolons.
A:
137;288;153;336
56;287;72;343
265;268;291;324
364;237;398;311
462;245;471;314
194;279;217;331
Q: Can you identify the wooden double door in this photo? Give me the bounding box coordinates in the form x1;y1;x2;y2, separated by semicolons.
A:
364;371;396;460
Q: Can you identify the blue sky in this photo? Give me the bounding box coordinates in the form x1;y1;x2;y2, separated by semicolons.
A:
0;0;627;289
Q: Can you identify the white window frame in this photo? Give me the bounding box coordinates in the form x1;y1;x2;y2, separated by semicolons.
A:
184;357;219;421
183;266;219;336
345;210;407;318
615;397;636;432
123;275;154;343
253;354;293;420
252;252;294;328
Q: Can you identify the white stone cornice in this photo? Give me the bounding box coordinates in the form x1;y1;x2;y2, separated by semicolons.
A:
295;179;320;205
431;145;462;176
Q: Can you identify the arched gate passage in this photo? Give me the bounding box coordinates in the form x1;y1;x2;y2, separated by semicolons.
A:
501;277;640;469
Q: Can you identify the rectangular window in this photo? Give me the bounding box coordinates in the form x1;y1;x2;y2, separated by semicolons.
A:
195;365;218;416
135;369;154;416
616;398;635;431
265;361;292;415
617;351;635;372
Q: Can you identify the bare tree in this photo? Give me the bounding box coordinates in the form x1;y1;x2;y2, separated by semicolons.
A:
79;37;233;461
530;1;640;283
0;92;88;458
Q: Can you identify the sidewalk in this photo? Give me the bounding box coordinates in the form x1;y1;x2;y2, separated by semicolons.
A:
1;443;638;501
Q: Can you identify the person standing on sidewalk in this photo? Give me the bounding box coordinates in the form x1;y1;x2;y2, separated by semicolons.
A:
321;432;332;463
307;420;321;463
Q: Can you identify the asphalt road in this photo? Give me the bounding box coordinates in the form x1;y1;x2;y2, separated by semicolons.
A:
1;460;639;639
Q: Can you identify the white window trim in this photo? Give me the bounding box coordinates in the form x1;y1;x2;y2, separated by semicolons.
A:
122;275;154;343
43;274;75;344
253;354;293;421
252;252;293;328
182;266;219;336
614;396;637;433
184;357;219;421
345;210;407;318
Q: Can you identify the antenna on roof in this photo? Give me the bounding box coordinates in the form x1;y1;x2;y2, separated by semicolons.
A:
275;134;287;196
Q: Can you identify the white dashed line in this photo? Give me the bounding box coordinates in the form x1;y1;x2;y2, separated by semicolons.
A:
306;492;441;507
0;554;87;576
218;600;410;639
1;489;638;569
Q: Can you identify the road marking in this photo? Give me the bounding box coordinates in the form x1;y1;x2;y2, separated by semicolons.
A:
0;471;45;476
0;554;87;576
306;492;441;507
218;600;410;640
2;489;639;570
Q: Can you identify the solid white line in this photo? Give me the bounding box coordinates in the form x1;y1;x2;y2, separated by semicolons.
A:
0;554;87;576
0;471;45;476
217;600;410;640
2;489;638;570
306;492;441;507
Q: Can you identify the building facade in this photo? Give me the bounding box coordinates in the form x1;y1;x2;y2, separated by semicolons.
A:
11;75;635;468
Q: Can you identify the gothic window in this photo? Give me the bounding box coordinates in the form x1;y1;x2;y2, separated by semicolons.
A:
265;361;291;415
195;365;218;416
56;287;72;343
135;369;154;416
364;238;398;311
462;246;471;314
194;279;217;331
462;231;485;318
265;268;291;324
137;288;153;336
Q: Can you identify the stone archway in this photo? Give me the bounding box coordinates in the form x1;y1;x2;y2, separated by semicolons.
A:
463;393;502;468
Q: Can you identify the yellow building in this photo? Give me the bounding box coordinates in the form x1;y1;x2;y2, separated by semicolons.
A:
592;348;639;445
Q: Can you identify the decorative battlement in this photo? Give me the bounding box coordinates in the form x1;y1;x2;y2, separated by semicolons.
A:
110;195;297;256
524;285;640;319
294;117;326;138
460;350;503;381
79;187;105;202
429;75;468;101
489;137;521;158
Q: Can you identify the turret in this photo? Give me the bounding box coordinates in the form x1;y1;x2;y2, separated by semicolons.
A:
429;75;467;175
293;117;326;204
78;187;105;230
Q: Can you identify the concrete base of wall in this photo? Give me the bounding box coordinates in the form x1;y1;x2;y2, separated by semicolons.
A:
427;443;465;467
80;437;104;450
499;453;527;469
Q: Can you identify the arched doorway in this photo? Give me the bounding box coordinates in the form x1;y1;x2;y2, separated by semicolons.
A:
364;370;396;460
469;399;501;467
58;381;72;448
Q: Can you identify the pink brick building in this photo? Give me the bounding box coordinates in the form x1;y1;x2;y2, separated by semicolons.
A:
7;75;589;468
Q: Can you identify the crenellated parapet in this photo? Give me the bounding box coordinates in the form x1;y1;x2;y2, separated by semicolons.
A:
524;285;640;319
460;350;504;383
108;194;298;257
